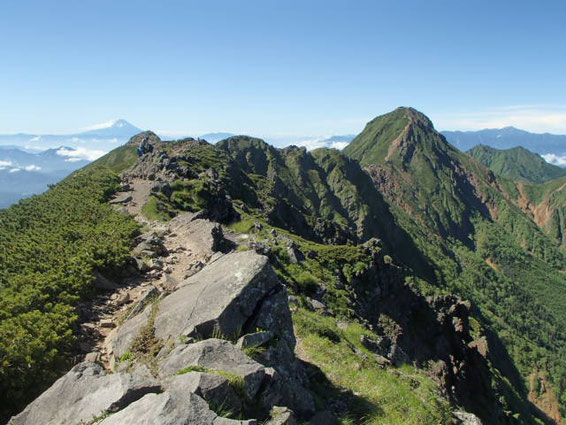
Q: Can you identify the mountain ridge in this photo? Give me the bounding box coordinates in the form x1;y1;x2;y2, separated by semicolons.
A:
442;127;566;165
467;144;566;184
2;108;566;425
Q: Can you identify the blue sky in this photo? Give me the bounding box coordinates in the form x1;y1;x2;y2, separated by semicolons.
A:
1;0;566;136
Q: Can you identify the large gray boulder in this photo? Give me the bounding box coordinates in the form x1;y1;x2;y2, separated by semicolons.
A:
159;339;265;399
265;406;296;425
154;250;283;341
112;302;154;359
168;213;232;255
96;392;255;425
164;372;243;412
454;411;483;425
9;362;160;425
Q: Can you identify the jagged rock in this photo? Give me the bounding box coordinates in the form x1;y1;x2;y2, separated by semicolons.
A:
250;241;272;256
307;298;325;311
151;182;173;198
85;352;100;363
133;257;150;273
125;286;159;321
100;319;116;328
158;339;265;399
109;194;133;205
133;231;167;257
96;391;255;425
286;243;305;264
164;372;242;412
114;292;130;307
8;362;160;425
127;131;162;147
265;406;296;425
150;258;164;270
168;213;232;257
454;411;483;425
236;331;273;350
211;224;234;253
153;251;283;341
112;303;154;359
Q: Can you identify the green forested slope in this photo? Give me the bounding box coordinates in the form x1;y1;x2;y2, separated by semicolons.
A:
0;167;139;420
344;107;566;422
467;145;566;184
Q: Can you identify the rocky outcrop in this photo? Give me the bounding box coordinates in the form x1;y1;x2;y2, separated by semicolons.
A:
153;251;290;342
126;131;162;148
8;362;161;425
12;249;314;424
96;392;255;425
454;411;483;425
159;339;266;398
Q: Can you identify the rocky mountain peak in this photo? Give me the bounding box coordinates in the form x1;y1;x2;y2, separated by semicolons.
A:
126;131;162;147
343;107;447;167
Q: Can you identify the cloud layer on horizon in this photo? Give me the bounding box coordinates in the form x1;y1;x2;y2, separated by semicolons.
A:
541;153;566;167
56;147;106;161
436;105;566;133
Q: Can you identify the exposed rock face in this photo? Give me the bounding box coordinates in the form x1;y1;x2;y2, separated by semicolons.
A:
350;263;505;419
126;131;162;148
13;248;313;424
8;362;161;425
96;392;255;425
159;339;266;398
153;251;289;342
164;372;243;412
454;411;483;425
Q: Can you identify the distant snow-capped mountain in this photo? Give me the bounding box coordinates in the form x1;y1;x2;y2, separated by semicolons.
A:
0;119;142;152
442;127;566;167
77;119;142;139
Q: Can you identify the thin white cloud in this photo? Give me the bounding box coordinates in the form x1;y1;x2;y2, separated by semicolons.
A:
9;168;20;173
330;141;349;150
56;147;106;161
293;137;351;151
436;105;566;133
0;160;13;167
23;164;41;171
79;119;118;132
293;138;331;150
541;153;566;167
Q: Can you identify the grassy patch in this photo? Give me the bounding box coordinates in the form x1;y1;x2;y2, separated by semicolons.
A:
127;301;163;374
243;345;267;360
294;309;452;425
141;195;172;222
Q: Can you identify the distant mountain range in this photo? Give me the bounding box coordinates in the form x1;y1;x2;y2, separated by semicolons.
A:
198;133;357;149
2;117;566;209
0;120;142;208
0;146;91;208
442;127;566;167
199;132;237;143
0;119;143;152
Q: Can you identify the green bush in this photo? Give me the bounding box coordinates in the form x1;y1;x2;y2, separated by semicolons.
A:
0;168;140;420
